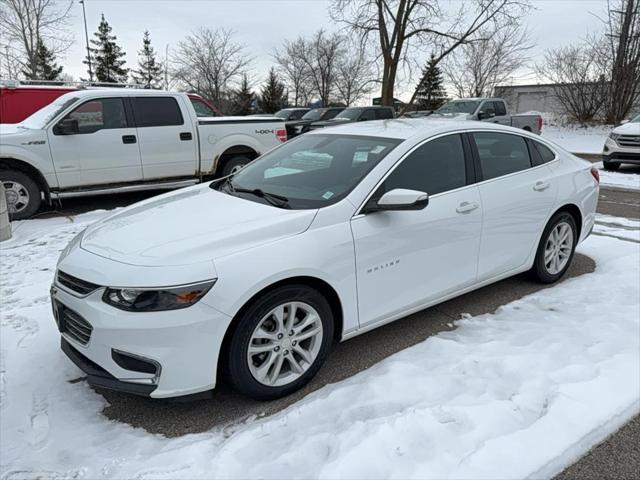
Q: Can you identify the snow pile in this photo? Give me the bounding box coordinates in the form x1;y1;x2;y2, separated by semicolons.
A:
542;124;610;155
593;161;640;190
1;212;639;479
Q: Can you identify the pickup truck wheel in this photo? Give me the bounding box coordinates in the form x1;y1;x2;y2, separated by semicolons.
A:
603;160;620;171
1;170;41;220
221;156;252;177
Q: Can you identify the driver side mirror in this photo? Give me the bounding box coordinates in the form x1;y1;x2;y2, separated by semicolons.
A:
363;188;429;213
54;118;79;135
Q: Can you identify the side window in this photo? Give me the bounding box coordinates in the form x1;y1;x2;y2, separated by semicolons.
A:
323;109;341;120
473;132;532;180
533;141;557;163
63;98;127;134
133;97;184;127
494;101;507;116
360;109;376;121
190;98;216;118
376;108;394;119
291;110;306;120
380;134;467;197
481;102;496;118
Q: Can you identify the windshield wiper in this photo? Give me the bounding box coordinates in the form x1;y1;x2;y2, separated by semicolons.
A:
218;179;290;208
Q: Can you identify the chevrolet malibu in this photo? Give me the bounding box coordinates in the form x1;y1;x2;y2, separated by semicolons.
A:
52;119;599;400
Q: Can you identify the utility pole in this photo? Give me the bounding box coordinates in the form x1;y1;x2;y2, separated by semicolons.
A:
80;0;93;81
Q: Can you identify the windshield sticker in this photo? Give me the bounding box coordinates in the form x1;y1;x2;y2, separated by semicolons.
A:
322;191;335;200
371;145;387;154
353;151;369;163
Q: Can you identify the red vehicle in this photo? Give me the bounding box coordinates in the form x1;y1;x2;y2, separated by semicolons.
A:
0;83;222;124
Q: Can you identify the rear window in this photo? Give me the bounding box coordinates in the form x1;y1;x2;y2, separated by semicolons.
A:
133;97;184;127
494;101;507;116
376;108;394;120
533;141;556;163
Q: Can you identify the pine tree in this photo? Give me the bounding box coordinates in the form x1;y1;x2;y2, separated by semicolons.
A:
415;54;447;110
84;14;128;83
131;31;163;88
258;68;287;113
230;74;254;115
22;38;63;81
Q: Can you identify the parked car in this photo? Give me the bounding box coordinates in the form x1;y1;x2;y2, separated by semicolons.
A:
402;110;433;118
0;89;286;219
602;114;640;170
274;108;310;121
52;119;598;401
431;98;543;134
0;82;222;124
284;107;345;138
309;106;394;130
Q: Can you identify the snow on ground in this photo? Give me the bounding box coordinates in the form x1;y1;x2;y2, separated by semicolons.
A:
1;212;639;479
593;161;640;191
542;124;609;155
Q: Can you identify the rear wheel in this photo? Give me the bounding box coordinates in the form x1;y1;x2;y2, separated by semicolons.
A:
221;156;252;177
530;212;577;283
603;160;620;171
227;285;334;400
1;170;41;220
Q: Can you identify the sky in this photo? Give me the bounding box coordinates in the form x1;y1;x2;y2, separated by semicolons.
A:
58;0;608;102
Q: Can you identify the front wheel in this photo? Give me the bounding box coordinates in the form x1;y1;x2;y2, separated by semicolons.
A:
227;285;334;400
530;212;577;283
1;170;42;220
221;156;252;177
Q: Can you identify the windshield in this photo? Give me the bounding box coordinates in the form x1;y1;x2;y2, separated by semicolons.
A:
631;114;640;123
434;101;480;115
21;94;79;129
335;108;362;120
301;109;324;121
214;134;402;209
274;110;291;119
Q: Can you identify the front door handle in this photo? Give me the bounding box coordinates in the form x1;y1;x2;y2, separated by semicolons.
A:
122;135;136;144
533;181;550;191
456;201;479;214
180;132;193;141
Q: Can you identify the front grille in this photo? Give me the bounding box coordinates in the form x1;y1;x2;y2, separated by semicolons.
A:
54;300;93;345
617;135;640;148
57;271;99;296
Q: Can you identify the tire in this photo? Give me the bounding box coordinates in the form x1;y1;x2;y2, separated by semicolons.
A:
1;170;41;220
226;285;334;400
530;211;578;284
221;156;252;177
603;160;620;171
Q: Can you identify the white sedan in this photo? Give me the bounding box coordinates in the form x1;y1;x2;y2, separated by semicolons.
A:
52;119;599;400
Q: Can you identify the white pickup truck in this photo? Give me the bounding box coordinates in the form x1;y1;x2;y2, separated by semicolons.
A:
0;89;286;219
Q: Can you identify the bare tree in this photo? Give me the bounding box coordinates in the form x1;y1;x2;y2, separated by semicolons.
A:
334;41;376;105
537;43;608;124
172;28;253;112
331;0;530;109
0;0;73;79
603;0;640;123
298;30;344;107
274;37;312;106
443;23;534;98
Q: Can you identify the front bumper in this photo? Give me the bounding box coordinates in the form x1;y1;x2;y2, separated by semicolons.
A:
52;279;232;399
603;137;640;164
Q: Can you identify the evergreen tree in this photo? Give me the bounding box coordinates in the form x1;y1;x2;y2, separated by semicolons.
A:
84;14;128;83
230;74;254;115
258;68;287;113
22;38;63;81
131;31;163;88
415;54;447;110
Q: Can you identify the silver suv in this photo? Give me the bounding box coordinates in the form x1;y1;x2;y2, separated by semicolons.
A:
603;114;640;171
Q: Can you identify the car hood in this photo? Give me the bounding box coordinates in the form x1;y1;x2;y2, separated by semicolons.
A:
0;124;34;143
81;184;318;267
310;118;353;127
613;122;640;135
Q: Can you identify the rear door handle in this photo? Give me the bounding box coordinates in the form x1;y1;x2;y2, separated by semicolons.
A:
534;181;550;191
180;132;193;141
456;201;479;214
122;135;136;144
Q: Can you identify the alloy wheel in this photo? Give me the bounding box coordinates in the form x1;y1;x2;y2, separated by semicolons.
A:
3;180;30;214
544;221;573;275
247;301;323;387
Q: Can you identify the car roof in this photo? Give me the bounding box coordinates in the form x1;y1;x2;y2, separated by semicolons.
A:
307;117;535;141
56;88;182;99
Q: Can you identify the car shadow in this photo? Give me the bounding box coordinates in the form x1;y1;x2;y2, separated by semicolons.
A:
96;253;595;438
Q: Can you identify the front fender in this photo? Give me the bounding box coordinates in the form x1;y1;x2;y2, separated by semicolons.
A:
0;143;58;188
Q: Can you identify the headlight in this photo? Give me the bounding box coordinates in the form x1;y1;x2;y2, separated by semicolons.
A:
609;133;620;141
57;229;85;265
103;280;216;312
